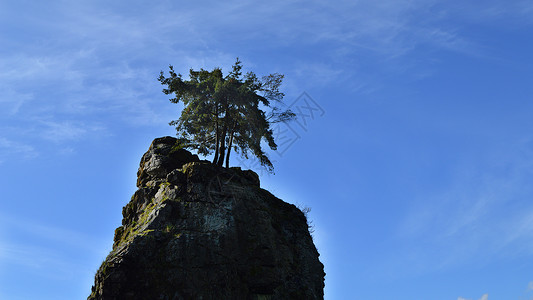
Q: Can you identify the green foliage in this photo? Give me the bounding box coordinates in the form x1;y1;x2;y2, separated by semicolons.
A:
158;58;295;172
169;139;187;153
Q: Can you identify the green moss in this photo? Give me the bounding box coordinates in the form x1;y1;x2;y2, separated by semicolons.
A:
139;229;155;236
160;181;170;188
115;199;158;248
164;224;175;233
157;182;173;202
97;257;112;279
113;226;124;243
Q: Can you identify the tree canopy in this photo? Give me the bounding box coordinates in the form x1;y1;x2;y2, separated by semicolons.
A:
158;58;295;172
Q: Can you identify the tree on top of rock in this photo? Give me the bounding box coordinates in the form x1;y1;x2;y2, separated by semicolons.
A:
158;58;295;172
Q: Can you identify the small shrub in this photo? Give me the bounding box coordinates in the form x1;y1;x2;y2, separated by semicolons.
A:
296;204;315;237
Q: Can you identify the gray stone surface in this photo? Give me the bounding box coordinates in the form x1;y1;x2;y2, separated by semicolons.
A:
89;137;325;300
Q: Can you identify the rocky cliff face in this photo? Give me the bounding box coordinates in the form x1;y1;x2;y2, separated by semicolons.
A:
88;136;325;300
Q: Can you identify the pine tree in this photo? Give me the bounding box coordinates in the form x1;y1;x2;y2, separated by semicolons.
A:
158;58;295;172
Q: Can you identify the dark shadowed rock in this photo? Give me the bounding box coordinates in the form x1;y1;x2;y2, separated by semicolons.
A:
136;136;200;188
89;137;325;300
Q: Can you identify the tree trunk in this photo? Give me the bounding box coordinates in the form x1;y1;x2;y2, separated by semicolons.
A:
212;135;219;164
212;110;219;164
225;130;234;168
216;125;227;167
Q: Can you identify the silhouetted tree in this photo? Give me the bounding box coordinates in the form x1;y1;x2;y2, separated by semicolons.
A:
158;58;295;172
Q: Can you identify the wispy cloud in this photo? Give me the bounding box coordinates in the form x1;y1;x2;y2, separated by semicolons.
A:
457;293;488;300
2;0;532;163
39;120;106;143
0;89;33;116
419;27;483;56
0;137;38;164
475;0;533;24
0;213;106;253
0;215;104;298
394;136;533;273
0;214;109;282
0;243;74;276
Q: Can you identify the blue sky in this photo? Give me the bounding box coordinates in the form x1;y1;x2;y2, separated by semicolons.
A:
1;0;533;299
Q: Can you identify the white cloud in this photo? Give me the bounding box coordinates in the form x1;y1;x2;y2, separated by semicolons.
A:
0;214;109;282
289;62;344;91
2;0;532;161
0;89;33;116
0;137;38;163
1;215;99;250
0;241;98;282
457;293;488;300
396;136;533;272
42;121;89;142
40;121;107;143
474;1;533;24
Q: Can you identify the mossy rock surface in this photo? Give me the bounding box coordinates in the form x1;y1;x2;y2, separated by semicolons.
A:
89;137;324;300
